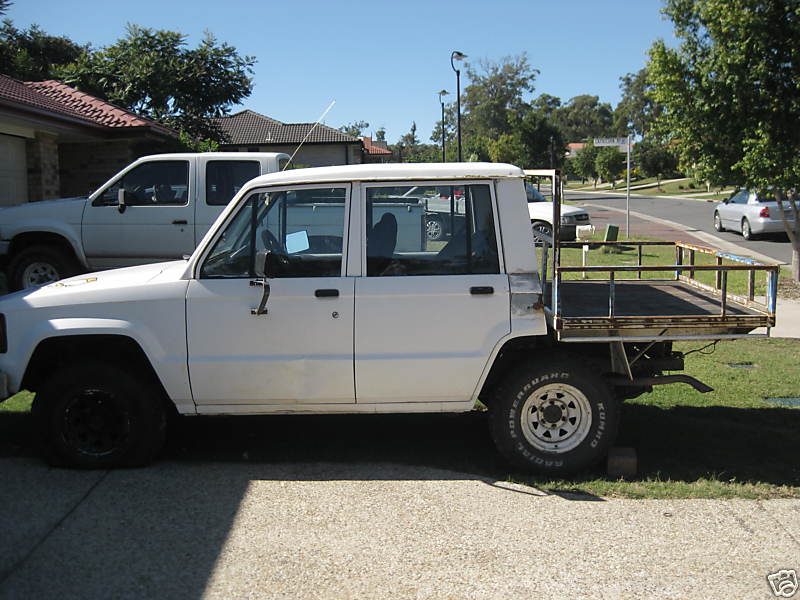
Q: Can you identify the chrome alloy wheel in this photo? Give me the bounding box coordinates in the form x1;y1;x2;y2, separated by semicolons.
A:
520;383;592;453
21;262;60;287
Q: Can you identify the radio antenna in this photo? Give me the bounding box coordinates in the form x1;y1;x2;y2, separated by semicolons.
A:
283;100;336;170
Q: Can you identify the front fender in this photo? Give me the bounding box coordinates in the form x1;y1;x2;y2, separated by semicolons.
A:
11;317;193;413
5;222;88;267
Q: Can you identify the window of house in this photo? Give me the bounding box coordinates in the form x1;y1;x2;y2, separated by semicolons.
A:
201;186;347;279
206;161;260;206
366;183;500;277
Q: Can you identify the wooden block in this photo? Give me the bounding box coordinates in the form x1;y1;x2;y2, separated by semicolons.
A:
607;447;637;478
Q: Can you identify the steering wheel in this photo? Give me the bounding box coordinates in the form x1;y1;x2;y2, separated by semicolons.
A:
261;229;286;254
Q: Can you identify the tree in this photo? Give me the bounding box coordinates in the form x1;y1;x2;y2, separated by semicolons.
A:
551;95;614;142
57;24;255;141
0;20;85;80
573;143;599;186
635;138;678;188
339;120;369;137
613;68;662;137
375;127;386;142
595;147;625;188
0;1;12;16
488;133;526;165
398;121;419;148
462;53;538;139
649;0;800;279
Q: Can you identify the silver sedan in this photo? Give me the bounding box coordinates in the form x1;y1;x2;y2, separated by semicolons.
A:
713;189;795;240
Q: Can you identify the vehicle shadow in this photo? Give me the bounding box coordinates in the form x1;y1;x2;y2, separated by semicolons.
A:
2;404;797;598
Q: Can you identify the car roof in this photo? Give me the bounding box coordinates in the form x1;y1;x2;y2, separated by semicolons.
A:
243;162;525;189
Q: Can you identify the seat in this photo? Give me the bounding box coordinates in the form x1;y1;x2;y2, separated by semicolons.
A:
367;212;398;275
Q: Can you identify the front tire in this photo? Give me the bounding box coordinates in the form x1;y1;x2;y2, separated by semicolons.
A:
32;362;166;468
713;212;725;232
489;361;619;474
8;244;80;290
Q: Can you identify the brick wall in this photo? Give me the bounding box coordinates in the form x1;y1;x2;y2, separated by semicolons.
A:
25;131;60;202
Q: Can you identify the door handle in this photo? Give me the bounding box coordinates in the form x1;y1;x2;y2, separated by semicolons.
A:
172;219;188;225
470;286;494;295
315;289;339;298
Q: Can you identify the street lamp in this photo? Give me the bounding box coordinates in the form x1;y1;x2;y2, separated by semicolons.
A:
437;89;449;162
450;51;467;162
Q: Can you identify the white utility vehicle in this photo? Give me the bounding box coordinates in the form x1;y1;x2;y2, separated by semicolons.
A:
0;163;779;473
0;152;289;290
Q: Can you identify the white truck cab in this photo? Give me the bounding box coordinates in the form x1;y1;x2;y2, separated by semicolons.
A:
0;163;772;474
0;152;289;290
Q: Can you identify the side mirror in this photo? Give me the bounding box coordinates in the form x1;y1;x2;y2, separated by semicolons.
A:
117;188;128;214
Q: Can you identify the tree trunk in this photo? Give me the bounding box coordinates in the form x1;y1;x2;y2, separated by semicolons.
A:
775;190;800;282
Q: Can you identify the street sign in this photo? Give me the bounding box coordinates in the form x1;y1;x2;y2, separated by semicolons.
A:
593;137;628;147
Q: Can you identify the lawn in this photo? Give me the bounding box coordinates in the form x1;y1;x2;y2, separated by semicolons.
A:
530;337;800;499
538;235;780;298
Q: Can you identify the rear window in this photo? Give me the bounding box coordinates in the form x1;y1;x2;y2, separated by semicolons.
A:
206;161;260;206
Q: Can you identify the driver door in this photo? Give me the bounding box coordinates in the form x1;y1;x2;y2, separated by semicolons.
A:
185;184;354;407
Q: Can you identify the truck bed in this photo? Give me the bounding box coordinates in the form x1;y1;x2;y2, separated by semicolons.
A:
545;279;772;341
535;240;779;342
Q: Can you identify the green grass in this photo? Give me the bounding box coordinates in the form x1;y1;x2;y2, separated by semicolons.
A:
538;234;777;297
517;337;800;498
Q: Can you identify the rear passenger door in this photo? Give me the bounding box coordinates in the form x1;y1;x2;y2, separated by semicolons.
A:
354;181;510;405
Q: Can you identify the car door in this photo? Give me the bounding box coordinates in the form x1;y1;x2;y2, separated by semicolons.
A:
185;183;354;407
82;159;195;268
719;190;748;230
354;181;510;405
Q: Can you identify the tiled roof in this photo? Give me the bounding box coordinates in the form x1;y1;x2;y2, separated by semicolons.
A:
361;136;392;155
0;74;175;136
212;110;360;145
24;80;174;134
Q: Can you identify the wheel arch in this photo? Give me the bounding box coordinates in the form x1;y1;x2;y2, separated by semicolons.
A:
9;231;86;268
22;334;177;417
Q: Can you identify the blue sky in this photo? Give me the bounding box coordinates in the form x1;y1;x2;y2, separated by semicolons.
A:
9;0;676;143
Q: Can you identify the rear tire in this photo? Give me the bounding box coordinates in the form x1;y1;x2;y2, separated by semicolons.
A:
741;218;754;240
489;360;619;474
425;215;445;241
32;362;166;468
8;244;80;291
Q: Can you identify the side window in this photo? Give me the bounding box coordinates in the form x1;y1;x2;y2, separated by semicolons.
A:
200;186;347;279
366;183;499;277
206;161;260;206
96;161;189;207
729;190;748;204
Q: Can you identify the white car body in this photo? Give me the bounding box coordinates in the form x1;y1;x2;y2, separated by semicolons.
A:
0;152;289;289
714;189;796;239
0;162;544;414
525;184;590;240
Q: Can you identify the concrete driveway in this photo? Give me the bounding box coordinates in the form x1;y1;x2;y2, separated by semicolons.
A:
1;414;798;600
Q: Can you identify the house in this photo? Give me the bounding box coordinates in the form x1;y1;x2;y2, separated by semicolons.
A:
360;136;393;163
211;110;363;167
566;142;586;158
0;74;177;206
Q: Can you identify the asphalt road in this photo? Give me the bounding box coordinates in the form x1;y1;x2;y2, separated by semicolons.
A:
568;190;794;265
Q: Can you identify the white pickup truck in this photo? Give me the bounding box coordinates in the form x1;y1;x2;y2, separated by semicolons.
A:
0;163;778;473
0;152;289;290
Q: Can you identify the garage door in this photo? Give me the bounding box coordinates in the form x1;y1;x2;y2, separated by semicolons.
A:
0;134;28;206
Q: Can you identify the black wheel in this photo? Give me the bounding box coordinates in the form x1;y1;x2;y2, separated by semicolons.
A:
489;360;619;474
741;218;755;240
32;362;166;468
425;215;445;241
531;221;553;240
8;244;80;291
713;212;725;232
